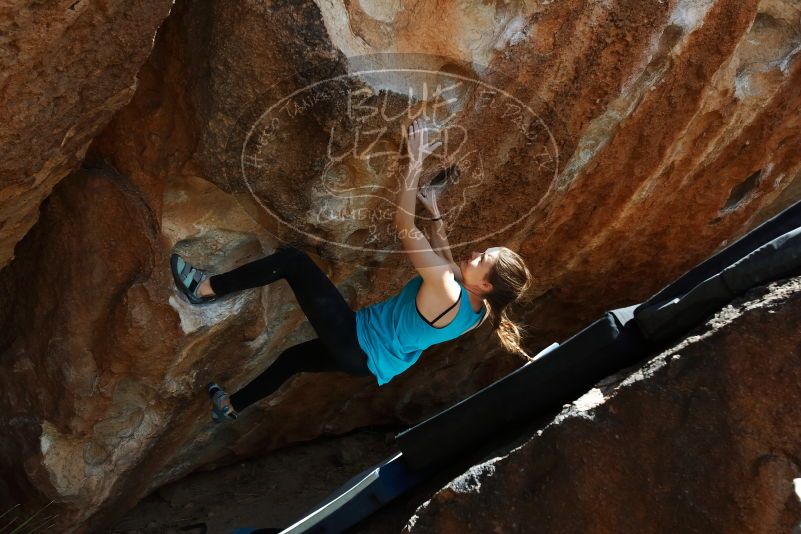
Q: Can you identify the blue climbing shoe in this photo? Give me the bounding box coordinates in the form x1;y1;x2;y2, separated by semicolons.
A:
171;254;216;305
207;382;238;423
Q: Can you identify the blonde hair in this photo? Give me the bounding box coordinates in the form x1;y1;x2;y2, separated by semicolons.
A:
482;247;533;360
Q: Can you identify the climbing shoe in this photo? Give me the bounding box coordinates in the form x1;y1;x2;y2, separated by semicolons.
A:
171;253;216;305
207;382;238;423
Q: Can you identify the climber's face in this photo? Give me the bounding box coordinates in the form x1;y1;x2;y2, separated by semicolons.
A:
460;247;501;294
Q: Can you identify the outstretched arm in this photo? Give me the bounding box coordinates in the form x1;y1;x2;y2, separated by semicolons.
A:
429;219;455;264
395;119;451;279
418;184;455;265
395;156;423;231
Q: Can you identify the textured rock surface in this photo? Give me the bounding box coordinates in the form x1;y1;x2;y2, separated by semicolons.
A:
1;0;801;532
0;0;174;269
402;276;801;534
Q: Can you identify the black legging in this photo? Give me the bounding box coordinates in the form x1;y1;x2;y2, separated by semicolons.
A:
208;245;372;412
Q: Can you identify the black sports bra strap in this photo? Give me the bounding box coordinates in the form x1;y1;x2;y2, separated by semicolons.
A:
430;294;461;325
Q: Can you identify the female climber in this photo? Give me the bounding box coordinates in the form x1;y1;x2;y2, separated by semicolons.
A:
170;118;533;422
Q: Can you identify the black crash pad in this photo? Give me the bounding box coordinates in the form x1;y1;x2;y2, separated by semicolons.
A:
396;305;645;471
636;203;801;343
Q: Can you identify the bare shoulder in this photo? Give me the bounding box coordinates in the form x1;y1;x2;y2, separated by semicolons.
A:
423;259;462;283
416;269;461;311
416;258;462;286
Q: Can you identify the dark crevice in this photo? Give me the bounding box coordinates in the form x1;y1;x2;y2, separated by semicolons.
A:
722;169;761;212
429;165;459;187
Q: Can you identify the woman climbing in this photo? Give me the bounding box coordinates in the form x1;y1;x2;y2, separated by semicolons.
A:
170;119;533;422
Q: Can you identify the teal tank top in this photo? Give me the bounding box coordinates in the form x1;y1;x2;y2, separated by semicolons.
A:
355;275;486;385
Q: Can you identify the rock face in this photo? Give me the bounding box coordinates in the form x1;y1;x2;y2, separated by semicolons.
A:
403;276;801;534
1;0;801;532
0;0;175;269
